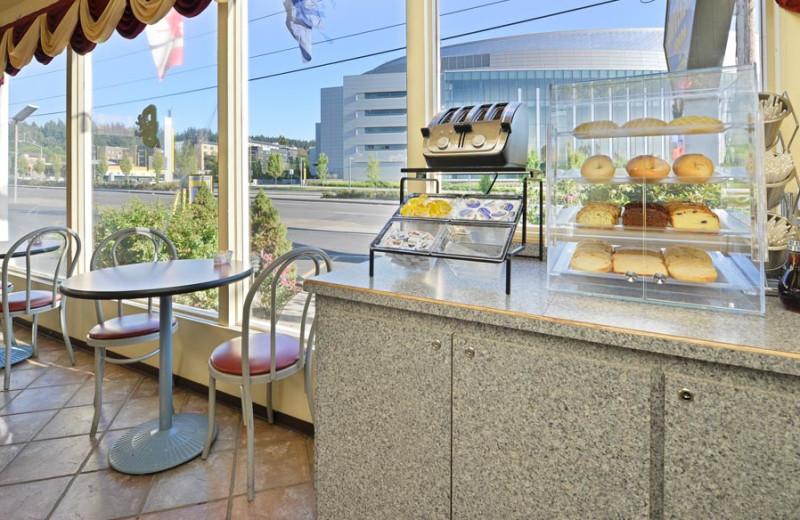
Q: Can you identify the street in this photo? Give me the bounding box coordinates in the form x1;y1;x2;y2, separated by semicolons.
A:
6;186;397;267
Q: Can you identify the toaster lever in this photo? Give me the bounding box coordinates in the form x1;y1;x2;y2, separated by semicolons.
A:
453;123;472;134
420;127;430;138
501;121;512;133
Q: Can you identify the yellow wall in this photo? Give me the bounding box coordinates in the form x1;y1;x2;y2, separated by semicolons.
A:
766;1;800;194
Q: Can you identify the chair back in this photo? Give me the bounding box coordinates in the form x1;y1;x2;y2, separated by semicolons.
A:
241;246;333;379
2;226;81;316
90;227;177;323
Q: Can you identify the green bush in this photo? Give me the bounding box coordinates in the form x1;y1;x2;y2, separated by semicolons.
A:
321;189;397;200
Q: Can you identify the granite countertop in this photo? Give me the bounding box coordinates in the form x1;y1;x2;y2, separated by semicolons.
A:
307;256;800;377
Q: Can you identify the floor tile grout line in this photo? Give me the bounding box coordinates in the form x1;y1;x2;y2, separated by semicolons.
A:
44;371;145;520
226;408;244;520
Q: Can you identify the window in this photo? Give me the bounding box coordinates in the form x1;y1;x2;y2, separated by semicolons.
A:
365;144;407;151
364;127;405;134
91;7;220;314
364;91;407;99
364;109;407;117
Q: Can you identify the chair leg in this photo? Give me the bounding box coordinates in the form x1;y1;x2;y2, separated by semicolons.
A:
266;381;274;424
202;373;217;460
60;302;75;366
243;381;256;502
31;315;39;357
90;348;105;437
3;315;12;391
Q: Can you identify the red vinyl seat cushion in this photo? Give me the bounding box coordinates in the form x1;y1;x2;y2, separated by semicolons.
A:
210;333;300;376
89;313;177;341
7;290;59;312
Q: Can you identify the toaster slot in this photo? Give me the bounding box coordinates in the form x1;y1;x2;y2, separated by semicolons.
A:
468;104;493;122
452;106;473;123
487;102;508;121
437;108;459;124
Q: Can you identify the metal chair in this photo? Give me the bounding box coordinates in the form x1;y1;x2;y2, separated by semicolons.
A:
86;227;178;436
202;246;333;501
2;226;81;390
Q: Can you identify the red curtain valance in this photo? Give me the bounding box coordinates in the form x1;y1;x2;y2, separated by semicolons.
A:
0;0;212;76
777;0;800;13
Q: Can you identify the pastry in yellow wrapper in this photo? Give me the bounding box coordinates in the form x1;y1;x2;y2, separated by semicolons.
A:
400;194;452;218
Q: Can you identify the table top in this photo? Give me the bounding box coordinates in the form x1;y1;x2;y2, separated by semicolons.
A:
0;239;62;259
60;259;253;300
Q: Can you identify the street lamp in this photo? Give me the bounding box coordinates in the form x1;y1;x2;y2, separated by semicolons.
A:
348;157;352;189
11;104;39;202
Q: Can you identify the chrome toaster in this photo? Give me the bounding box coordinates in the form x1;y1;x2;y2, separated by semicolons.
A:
421;102;529;167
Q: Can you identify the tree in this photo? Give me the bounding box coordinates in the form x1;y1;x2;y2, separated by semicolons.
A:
250;189;292;257
251;157;264;181
277;135;288;145
119;153;133;183
177;141;197;177
366;153;381;187
51;153;63;181
204;154;219;182
526;149;540;172
316;152;329;180
152;150;165;175
33;157;46;177
267;152;284;184
97;156;108;181
18;155;29;177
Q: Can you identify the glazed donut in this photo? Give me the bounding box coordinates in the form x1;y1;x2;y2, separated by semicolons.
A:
625;155;671;182
580;155;616;182
673;154;714;183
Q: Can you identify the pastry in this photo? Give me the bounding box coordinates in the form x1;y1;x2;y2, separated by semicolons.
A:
621;201;669;228
573;120;618;138
664;246;718;282
576;202;621;226
665;201;720;230
580;155;616;182
625;155;671;181
570;240;613;273
612;248;667;277
673;154;714;183
668;115;724;134
622;117;668;129
378;228;436;251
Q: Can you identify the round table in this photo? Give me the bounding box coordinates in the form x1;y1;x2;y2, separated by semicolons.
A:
0;238;65;368
60;258;253;474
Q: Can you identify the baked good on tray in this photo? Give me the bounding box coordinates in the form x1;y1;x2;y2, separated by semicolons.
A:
576;202;621;226
664;201;720;230
621;201;669;228
668;115;724;133
580;155;615;182
612;248;667;277
673;153;714;183
570;240;612;273
664;246;718;282
573;120;618;138
625;155;671;181
622;117;668;130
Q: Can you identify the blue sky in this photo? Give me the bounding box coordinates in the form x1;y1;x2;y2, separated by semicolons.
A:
9;0;668;141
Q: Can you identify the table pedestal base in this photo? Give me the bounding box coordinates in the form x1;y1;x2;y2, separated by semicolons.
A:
0;345;33;369
109;413;217;474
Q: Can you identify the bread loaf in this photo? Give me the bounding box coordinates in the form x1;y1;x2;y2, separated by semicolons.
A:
570;240;613;272
665;201;720;230
576;202;621;226
621;201;669;228
612;248;667;277
664;246;718;282
573;120;618;138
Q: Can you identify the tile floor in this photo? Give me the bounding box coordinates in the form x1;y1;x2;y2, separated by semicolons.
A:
0;325;316;520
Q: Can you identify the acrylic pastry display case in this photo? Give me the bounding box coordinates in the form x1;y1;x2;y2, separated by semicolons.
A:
546;65;766;314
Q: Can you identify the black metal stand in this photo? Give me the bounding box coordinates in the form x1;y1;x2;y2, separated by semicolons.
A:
369;168;545;295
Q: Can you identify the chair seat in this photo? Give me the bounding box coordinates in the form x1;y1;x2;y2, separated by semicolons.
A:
7;290;59;312
210;333;301;376
88;313;177;341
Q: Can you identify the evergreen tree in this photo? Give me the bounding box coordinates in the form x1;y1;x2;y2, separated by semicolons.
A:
250;189;292;258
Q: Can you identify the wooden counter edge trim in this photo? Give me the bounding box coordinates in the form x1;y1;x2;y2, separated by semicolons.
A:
307;279;800;361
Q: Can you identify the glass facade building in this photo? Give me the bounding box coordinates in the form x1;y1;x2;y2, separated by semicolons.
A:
313;28;668;181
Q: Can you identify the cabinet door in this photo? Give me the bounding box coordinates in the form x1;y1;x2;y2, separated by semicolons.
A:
664;373;800;519
452;335;652;520
314;309;452;520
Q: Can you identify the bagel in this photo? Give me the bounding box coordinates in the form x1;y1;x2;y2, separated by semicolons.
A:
625;155;671;182
673;153;714;183
580;155;616;182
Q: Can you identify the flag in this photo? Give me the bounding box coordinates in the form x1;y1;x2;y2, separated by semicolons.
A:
283;0;323;62
145;10;184;81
